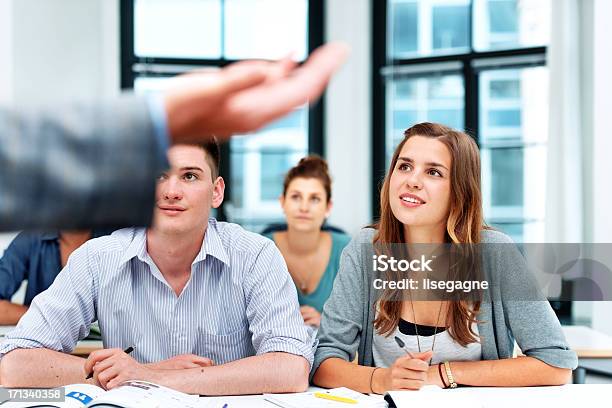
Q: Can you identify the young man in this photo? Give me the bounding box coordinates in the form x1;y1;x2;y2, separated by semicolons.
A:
0;142;313;395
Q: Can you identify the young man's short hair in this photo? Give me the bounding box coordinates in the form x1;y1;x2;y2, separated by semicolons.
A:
198;139;220;180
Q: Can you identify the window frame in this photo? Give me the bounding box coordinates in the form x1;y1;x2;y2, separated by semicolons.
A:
119;0;325;221
371;0;571;320
371;0;547;223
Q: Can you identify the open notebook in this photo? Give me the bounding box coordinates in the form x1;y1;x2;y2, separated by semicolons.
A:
265;387;387;408
0;380;224;408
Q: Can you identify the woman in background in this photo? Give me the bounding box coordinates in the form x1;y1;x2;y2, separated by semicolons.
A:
264;156;350;327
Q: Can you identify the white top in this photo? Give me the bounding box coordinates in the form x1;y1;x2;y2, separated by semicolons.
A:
373;320;482;367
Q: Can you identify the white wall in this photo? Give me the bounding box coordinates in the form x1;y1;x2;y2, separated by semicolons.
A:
582;0;612;334
11;0;119;106
0;0;16;255
0;0;13;104
325;0;372;235
0;0;120;260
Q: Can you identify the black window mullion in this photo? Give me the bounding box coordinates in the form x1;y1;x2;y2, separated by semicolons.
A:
120;0;135;89
372;0;547;222
371;0;388;221
464;57;479;144
308;0;325;157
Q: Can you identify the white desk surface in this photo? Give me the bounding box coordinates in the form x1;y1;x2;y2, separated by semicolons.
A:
197;384;612;408
563;325;612;358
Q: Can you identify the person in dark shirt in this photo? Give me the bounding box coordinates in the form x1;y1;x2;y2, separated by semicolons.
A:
0;229;110;324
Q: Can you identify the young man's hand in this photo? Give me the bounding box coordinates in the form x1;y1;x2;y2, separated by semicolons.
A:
84;348;156;390
147;354;214;370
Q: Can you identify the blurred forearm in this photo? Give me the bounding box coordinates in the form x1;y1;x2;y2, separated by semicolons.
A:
0;300;28;325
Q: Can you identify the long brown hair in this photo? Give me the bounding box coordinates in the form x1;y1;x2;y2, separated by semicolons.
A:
373;122;484;346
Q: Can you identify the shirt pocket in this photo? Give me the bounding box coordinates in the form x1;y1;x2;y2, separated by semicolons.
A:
196;327;255;365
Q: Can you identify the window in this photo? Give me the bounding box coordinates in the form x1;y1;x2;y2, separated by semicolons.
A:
373;0;551;243
121;0;323;231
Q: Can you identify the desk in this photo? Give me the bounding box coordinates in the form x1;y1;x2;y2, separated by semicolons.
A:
562;325;612;383
196;384;612;408
0;326;103;357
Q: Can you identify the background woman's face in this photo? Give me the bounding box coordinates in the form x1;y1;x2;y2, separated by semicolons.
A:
389;136;452;230
281;177;331;232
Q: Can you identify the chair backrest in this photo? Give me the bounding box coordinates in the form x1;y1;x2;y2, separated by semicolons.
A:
260;222;346;235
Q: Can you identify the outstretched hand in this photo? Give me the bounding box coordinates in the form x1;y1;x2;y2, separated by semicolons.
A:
164;42;350;142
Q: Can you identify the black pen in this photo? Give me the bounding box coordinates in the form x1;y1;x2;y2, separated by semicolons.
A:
394;336;416;358
86;346;134;380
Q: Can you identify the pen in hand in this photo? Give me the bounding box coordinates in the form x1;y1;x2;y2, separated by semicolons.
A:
394;336;433;366
393;336;415;358
86;346;135;380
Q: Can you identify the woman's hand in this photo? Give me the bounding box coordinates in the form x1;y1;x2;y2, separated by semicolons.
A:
372;351;433;393
300;305;322;327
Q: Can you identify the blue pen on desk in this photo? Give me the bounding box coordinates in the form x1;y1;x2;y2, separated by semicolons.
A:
222;404;228;408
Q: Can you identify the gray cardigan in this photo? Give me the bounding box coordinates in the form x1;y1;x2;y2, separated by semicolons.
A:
312;228;578;378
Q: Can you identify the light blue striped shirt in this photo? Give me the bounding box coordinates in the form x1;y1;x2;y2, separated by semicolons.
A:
0;219;314;367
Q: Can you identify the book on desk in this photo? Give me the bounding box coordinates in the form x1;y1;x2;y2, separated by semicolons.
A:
0;380;226;408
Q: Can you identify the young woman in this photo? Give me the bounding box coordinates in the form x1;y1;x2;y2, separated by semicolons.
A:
264;156;350;327
311;123;576;392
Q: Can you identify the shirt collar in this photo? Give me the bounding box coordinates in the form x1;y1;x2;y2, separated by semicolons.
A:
119;219;230;268
194;218;230;267
119;228;148;265
40;231;60;241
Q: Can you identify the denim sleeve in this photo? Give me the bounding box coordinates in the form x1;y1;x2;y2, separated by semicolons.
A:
0;241;97;360
0;233;32;300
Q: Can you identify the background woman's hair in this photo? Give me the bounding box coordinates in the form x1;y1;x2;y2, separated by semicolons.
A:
282;155;332;201
373;122;485;346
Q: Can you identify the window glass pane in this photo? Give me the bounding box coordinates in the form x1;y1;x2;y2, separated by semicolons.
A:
479;67;548;145
489;221;544;243
226;108;308;232
386;73;464;163
133;76;173;94
481;145;547;231
389;0;470;59
134;0;222;58
260;149;292;201
489;222;523;243
480;66;548;242
432;5;470;51
224;0;308;60
473;0;550;51
391;1;418;56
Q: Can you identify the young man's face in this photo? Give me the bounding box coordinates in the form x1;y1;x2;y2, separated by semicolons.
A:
152;144;225;236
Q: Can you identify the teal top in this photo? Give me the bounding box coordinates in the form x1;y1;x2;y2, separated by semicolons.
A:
264;231;351;312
